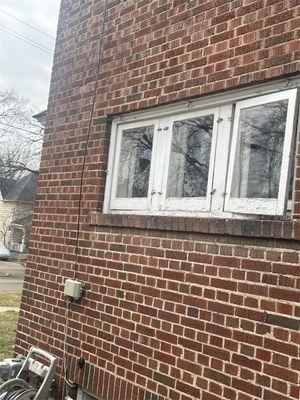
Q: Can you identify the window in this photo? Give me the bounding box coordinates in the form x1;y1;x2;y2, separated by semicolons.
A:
161;109;219;213
104;86;298;218
225;90;297;215
110;121;158;211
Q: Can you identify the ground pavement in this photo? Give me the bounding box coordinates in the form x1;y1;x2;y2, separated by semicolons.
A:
0;260;24;312
0;260;25;292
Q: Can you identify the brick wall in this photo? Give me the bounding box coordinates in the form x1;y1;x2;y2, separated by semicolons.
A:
15;1;300;400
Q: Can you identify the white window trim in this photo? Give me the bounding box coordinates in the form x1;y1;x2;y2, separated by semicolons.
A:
224;89;298;215
103;78;300;218
210;105;234;215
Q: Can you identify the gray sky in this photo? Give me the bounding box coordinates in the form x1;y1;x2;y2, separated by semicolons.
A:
0;0;61;110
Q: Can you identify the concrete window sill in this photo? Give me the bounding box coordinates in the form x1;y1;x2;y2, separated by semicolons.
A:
88;212;300;241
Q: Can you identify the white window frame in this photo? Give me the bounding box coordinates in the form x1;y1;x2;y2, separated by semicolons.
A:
108;119;159;211
103;78;300;218
224;89;298;215
159;108;219;213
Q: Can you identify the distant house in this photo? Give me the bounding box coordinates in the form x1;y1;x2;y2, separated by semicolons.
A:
0;173;38;257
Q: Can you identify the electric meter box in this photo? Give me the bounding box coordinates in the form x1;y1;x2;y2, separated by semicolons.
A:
64;279;83;299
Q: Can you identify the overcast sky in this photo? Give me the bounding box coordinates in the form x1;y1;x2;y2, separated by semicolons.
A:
0;0;61;111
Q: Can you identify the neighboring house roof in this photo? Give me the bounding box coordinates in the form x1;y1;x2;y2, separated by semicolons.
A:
33;110;47;126
11;214;33;227
0;173;38;203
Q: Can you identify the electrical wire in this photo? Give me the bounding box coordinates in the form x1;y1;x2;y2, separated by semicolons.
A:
73;0;109;277
0;8;55;40
62;299;77;398
0;122;42;136
0;24;53;53
61;1;109;399
0;25;54;55
62;299;70;400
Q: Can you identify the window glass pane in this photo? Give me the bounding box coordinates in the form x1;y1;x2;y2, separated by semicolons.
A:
116;126;153;198
167;115;214;198
231;99;288;199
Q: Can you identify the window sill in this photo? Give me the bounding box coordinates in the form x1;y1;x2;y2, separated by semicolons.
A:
88;212;300;241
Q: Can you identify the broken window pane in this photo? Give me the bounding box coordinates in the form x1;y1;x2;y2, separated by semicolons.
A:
167;115;214;198
231;99;288;199
116;126;154;198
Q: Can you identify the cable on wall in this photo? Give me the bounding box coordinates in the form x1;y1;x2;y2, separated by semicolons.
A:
62;0;109;398
72;0;109;281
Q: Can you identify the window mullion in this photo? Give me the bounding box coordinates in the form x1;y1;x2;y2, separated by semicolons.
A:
157;117;172;212
210;105;233;215
149;118;170;212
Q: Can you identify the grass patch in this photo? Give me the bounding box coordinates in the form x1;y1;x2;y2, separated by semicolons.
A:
0;311;18;359
0;292;21;307
0;292;21;358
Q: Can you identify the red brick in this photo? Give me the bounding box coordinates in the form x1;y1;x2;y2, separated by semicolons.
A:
16;2;300;400
232;378;262;397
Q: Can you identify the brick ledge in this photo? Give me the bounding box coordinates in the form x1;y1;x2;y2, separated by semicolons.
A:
88;212;300;241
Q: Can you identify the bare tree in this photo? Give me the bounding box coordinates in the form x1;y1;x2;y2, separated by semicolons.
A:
116;116;214;199
233;100;288;199
0;216;10;247
167;116;213;198
117;127;154;198
0;89;44;180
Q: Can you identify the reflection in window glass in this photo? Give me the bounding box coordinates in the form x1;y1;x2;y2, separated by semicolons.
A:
116;126;153;198
167;115;214;198
231;100;288;199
